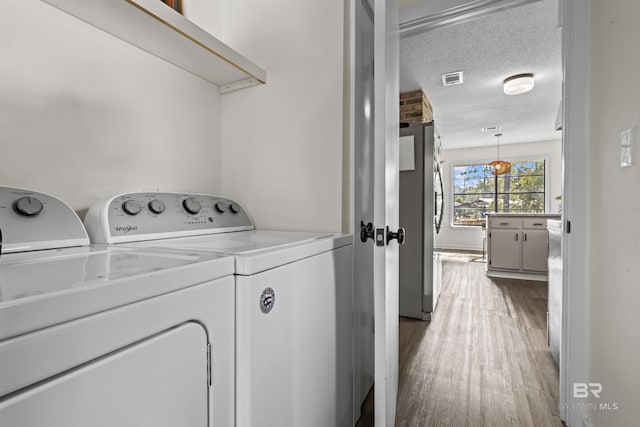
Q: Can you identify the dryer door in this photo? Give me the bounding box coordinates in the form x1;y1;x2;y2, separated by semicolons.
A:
0;322;208;427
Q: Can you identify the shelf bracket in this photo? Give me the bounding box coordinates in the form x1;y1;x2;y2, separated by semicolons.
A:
219;78;262;94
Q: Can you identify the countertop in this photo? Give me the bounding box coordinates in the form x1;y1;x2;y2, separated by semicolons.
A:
485;213;561;218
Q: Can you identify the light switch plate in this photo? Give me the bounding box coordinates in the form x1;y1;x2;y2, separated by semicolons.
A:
620;127;636;168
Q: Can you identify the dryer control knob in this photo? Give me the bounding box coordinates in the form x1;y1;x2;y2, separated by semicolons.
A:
230;203;241;214
148;199;166;215
215;201;227;213
14;197;44;217
183;197;201;215
122;200;142;216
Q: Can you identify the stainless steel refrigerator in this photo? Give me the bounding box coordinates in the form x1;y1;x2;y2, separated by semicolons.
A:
399;123;444;321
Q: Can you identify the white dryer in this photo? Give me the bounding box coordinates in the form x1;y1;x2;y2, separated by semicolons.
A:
0;187;235;427
85;192;354;427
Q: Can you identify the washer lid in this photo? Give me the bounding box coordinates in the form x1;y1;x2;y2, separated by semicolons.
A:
131;230;353;275
0;245;234;340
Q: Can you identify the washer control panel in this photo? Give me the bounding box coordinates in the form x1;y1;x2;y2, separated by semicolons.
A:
0;186;89;253
84;192;253;243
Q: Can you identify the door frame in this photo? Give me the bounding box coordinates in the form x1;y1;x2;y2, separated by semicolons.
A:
558;1;589;425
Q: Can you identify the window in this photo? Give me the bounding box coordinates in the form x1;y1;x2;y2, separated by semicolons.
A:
453;160;545;226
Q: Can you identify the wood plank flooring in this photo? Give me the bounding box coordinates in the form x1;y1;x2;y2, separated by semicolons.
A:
357;259;564;427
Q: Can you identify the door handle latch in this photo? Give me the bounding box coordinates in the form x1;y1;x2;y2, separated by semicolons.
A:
362;222;406;246
360;221;374;243
386;226;406;245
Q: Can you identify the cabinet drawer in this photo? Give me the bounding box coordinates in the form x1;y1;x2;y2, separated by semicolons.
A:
489;218;521;229
523;218;547;229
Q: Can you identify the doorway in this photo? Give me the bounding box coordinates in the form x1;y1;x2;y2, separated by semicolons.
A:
393;1;588;426
350;0;589;424
351;1;589;426
396;0;563;423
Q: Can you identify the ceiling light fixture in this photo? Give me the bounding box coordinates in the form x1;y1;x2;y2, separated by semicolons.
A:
488;133;511;176
503;73;535;95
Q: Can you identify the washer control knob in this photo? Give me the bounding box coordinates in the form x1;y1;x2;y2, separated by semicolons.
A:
122;200;142;216
183;197;201;215
148;199;166;215
230;203;241;214
215;201;227;213
14;197;44;217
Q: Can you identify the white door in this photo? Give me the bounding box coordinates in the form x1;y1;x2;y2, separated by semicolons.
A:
373;0;400;424
354;0;401;425
353;0;376;421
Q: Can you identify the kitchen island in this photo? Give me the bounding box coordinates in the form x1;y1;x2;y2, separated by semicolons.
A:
485;213;561;281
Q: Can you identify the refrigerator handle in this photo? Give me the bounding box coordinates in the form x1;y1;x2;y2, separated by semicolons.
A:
434;165;444;234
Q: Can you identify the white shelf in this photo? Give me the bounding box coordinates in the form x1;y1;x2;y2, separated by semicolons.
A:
41;0;266;93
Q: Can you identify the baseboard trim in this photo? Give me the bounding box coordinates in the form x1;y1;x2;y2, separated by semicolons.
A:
486;270;547;282
438;244;483;252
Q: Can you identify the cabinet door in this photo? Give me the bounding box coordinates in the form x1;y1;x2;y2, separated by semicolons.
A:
522;229;549;272
489;229;521;270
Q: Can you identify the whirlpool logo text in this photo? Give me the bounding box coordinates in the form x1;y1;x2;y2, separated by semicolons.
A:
114;225;138;233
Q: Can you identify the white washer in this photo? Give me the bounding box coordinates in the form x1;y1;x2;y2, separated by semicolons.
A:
85;192;354;427
0;187;235;427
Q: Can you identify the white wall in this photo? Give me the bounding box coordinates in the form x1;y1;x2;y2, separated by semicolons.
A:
214;0;346;233
588;1;640;425
182;0;223;38
0;0;222;216
438;139;562;250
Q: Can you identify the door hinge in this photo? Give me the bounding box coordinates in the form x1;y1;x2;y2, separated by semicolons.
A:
207;342;212;387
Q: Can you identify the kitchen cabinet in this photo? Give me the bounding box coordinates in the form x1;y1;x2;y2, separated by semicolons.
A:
486;214;560;281
489;229;521;270
40;0;266;92
522;229;549;272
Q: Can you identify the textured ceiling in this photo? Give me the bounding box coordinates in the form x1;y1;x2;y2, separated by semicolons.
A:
399;0;562;150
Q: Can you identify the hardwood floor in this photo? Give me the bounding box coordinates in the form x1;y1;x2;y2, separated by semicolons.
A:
357;259;563;427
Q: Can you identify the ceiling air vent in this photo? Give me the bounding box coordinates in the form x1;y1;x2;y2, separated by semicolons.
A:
442;71;463;86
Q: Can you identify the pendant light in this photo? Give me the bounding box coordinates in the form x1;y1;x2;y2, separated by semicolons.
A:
488;133;511;176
